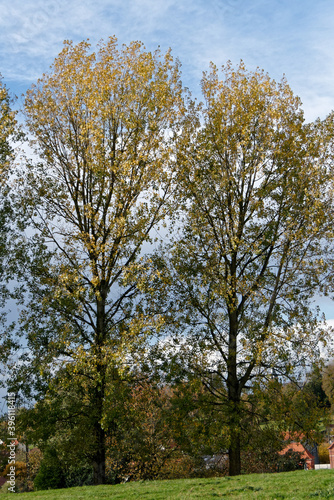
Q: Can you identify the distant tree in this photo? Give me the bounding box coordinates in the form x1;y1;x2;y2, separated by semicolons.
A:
19;369;180;483
322;362;334;408
304;364;330;409
104;378;177;481
0;77;17;175
0;77;23;366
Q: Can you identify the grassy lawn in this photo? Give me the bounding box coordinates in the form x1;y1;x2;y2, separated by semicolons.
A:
2;470;334;499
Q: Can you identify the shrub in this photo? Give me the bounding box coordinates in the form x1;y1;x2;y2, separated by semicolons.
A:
276;450;305;472
318;443;330;464
33;448;65;490
27;448;43;481
156;453;200;479
64;463;94;487
2;460;27;479
241;450;279;474
2;460;29;492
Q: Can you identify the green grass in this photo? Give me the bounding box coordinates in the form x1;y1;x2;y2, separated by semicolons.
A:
3;470;334;499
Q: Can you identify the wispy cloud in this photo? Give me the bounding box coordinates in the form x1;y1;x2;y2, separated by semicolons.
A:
1;0;334;117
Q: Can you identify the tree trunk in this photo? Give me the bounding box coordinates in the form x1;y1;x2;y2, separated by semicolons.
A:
92;283;108;485
227;304;241;476
91;361;107;484
228;427;241;476
92;421;106;485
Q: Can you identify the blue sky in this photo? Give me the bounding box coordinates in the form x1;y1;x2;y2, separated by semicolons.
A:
1;0;334;121
1;0;334;321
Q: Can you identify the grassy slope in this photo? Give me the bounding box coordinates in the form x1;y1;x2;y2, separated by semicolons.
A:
3;470;334;499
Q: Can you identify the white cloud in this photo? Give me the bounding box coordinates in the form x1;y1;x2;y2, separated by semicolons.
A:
1;0;333;122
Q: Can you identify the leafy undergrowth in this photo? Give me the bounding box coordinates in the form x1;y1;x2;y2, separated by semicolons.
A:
2;470;334;499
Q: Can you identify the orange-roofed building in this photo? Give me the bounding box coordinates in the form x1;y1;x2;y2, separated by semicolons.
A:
279;435;316;470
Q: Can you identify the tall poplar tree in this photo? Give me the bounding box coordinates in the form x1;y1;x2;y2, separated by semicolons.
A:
17;38;188;484
153;62;334;476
